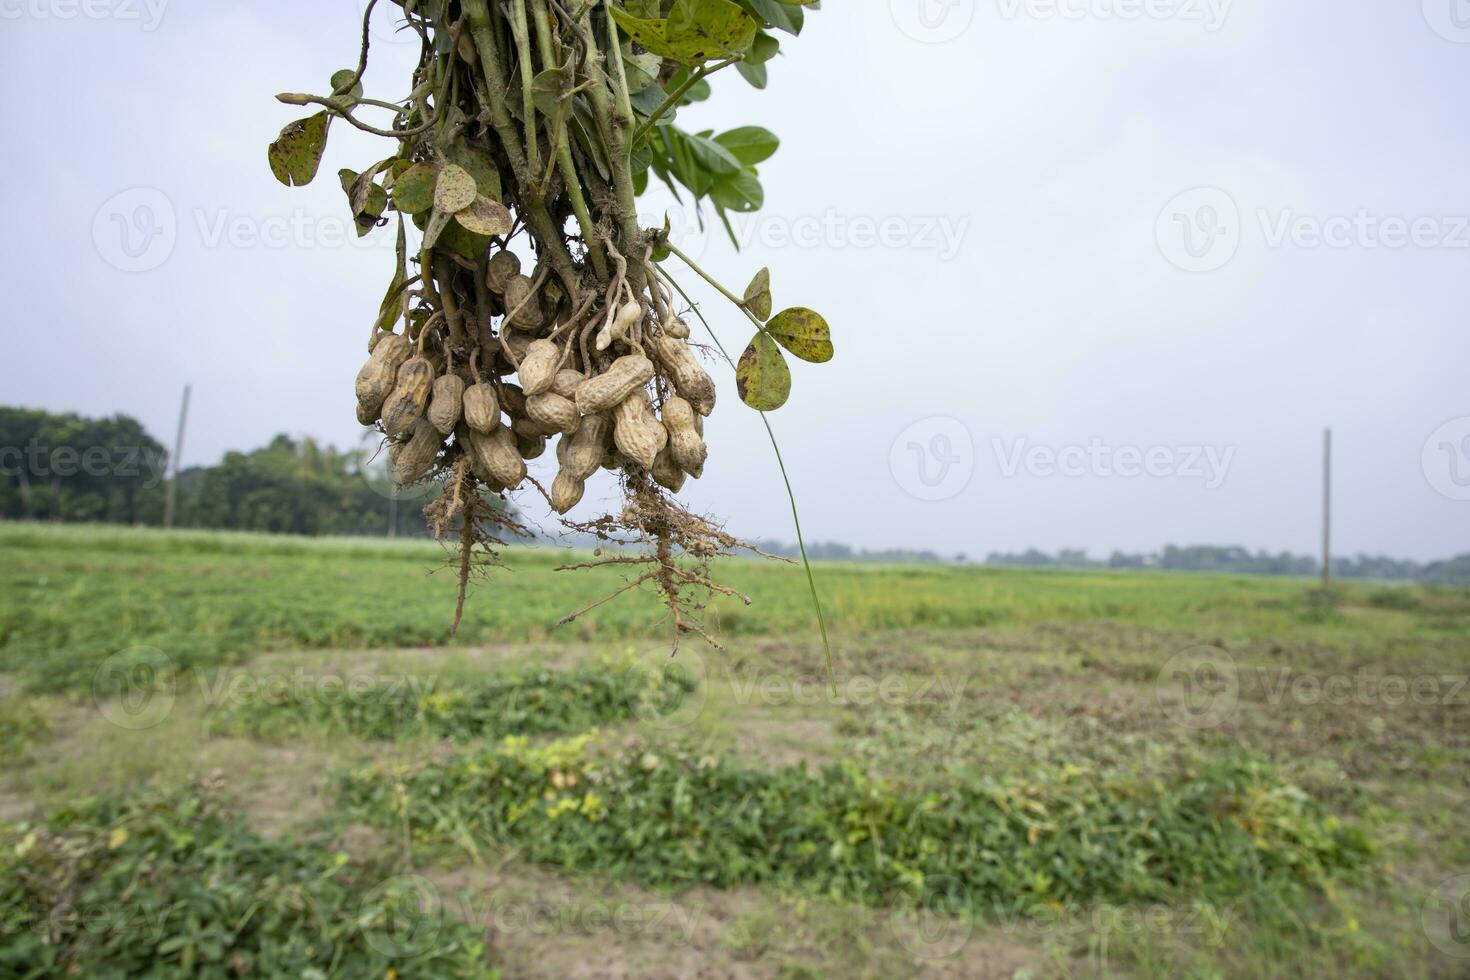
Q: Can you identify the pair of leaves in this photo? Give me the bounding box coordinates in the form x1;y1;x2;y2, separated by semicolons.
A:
639;123;778;245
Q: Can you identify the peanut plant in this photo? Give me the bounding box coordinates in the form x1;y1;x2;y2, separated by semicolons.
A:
268;0;832;652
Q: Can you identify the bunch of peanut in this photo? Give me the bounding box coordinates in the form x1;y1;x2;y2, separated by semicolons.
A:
353;247;714;512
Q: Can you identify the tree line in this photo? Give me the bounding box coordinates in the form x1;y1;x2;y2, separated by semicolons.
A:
0;407;428;537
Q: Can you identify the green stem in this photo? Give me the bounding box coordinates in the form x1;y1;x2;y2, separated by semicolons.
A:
509;0;543;181
463;0;530;184
629;58;739;148
659;265;836;693
663;241;764;329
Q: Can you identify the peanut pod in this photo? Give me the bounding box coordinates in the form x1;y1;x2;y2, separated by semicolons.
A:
381;356;434;437
462;382;501;434
662;396;708;479
427;374;465;435
526;391;580;435
648;334;716;417
575;354;654;415
517;339;560;396
393;419;442;486
613;389;667;471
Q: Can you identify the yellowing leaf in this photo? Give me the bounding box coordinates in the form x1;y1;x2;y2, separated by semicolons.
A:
766;307;833;363
735;331;790;410
267;113;330;187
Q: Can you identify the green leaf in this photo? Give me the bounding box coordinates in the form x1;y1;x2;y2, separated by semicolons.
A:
736;332;791;410
531;68;568;118
682;131;743;175
267;113;330;188
375;216;409;333
745;31;781;65
392;163;438;215
714;126;779;166
328;69;363;110
710;169;763;212
737;0;805;35
766;307;833;363
743;267;772;321
736;60;768;89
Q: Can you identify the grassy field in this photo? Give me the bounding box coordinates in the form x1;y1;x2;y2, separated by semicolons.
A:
1;522;1467;977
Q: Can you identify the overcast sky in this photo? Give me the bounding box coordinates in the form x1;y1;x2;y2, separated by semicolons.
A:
2;0;1467;560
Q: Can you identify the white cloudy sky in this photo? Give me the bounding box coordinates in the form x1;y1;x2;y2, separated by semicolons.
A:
1;0;1466;560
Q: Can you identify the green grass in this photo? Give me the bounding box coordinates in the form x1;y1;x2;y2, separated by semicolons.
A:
3;521;1460;694
336;733;1372;911
207;654;695;743
1;521;1467;978
0;781;493;978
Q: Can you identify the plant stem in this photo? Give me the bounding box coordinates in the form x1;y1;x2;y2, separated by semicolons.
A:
629;58;739;148
658;265;836;692
663;241;765;328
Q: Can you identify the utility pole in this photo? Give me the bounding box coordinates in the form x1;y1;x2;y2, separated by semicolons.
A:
162;385;191;529
1321;428;1332;589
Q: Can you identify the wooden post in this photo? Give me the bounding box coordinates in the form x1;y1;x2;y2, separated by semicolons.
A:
163;385;191;529
1321;428;1332;589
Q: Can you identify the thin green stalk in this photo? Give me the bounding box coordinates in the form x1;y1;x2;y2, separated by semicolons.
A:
663;241;765;330
659;265;836;692
463;0;529;183
629;58;739;148
509;0;543;181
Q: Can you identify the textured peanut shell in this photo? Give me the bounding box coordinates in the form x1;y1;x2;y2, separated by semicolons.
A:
651;446;687;493
550;370;585;400
527;392;580;435
486;250;521;294
661;396;708;478
393;419;442;486
427;374;465;435
462;383;500;434
559;412;609;481
354;333;412;414
517;339;560;396
613;390;667;471
550;471;586;514
382;357;434;437
575;354;654;415
649;334;716;416
503;275;543;328
467;427;526;488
